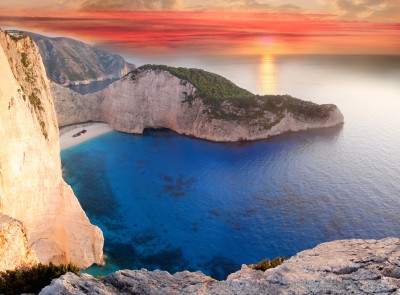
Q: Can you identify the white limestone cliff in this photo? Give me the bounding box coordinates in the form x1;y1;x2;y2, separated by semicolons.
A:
40;237;400;294
52;68;344;142
0;31;103;269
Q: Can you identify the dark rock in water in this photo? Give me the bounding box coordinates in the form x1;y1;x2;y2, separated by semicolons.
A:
40;238;400;294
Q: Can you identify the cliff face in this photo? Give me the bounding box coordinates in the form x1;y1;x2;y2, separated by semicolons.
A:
23;31;135;86
0;31;103;269
50;81;103;126
53;68;344;142
40;237;400;294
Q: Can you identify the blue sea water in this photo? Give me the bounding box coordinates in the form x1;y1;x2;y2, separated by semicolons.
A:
61;55;400;280
68;78;118;95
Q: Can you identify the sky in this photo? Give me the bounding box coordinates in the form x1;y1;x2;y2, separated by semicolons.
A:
0;0;399;56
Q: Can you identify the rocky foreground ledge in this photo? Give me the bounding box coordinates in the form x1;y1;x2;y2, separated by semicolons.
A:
40;238;400;294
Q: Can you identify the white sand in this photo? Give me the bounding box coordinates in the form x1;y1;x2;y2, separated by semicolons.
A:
60;122;113;150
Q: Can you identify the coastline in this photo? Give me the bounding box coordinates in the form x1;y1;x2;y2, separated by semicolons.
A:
60;122;113;150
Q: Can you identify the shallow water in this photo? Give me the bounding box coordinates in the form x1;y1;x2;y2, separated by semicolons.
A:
61;55;400;279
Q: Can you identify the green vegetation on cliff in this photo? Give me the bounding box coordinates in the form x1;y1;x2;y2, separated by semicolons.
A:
248;256;286;271
28;92;44;111
21;52;29;68
0;263;79;295
130;65;335;126
135;64;253;102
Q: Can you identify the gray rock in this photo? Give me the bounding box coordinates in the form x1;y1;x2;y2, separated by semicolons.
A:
40;238;400;294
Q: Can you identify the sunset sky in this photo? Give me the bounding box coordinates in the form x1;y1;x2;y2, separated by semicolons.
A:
1;0;399;56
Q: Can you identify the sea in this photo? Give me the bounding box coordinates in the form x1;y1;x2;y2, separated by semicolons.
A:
62;54;400;280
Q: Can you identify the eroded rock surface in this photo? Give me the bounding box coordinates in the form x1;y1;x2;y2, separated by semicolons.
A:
0;214;37;271
40;238;400;294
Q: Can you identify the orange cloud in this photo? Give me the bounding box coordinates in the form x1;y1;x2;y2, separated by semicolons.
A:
0;11;399;55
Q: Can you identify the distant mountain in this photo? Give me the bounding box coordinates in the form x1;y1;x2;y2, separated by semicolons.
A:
23;31;135;86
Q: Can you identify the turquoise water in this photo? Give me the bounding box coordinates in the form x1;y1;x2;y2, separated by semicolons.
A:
61;55;400;279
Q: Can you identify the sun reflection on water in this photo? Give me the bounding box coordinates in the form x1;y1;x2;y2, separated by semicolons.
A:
257;55;278;95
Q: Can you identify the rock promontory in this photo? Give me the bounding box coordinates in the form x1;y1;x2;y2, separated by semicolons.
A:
0;30;103;269
53;65;344;142
40;237;400;294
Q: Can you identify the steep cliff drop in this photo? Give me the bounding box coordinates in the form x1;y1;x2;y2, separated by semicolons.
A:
53;66;344;142
0;31;103;270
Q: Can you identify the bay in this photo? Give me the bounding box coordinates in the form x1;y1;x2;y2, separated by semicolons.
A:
61;54;400;279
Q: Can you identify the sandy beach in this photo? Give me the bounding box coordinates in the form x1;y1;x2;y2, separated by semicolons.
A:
60;122;113;150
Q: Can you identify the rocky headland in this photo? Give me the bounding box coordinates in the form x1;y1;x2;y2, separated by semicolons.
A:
40;238;400;294
52;65;344;142
0;30;103;270
23;31;135;86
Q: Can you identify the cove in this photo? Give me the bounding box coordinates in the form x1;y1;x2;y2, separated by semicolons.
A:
61;126;400;280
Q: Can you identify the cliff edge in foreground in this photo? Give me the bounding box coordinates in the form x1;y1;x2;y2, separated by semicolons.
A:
41;238;400;294
52;65;344;142
0;30;103;270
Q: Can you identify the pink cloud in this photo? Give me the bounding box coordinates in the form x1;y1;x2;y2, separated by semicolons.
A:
1;11;399;55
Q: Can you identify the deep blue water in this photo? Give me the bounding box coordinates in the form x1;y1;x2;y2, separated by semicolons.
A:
61;55;400;279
